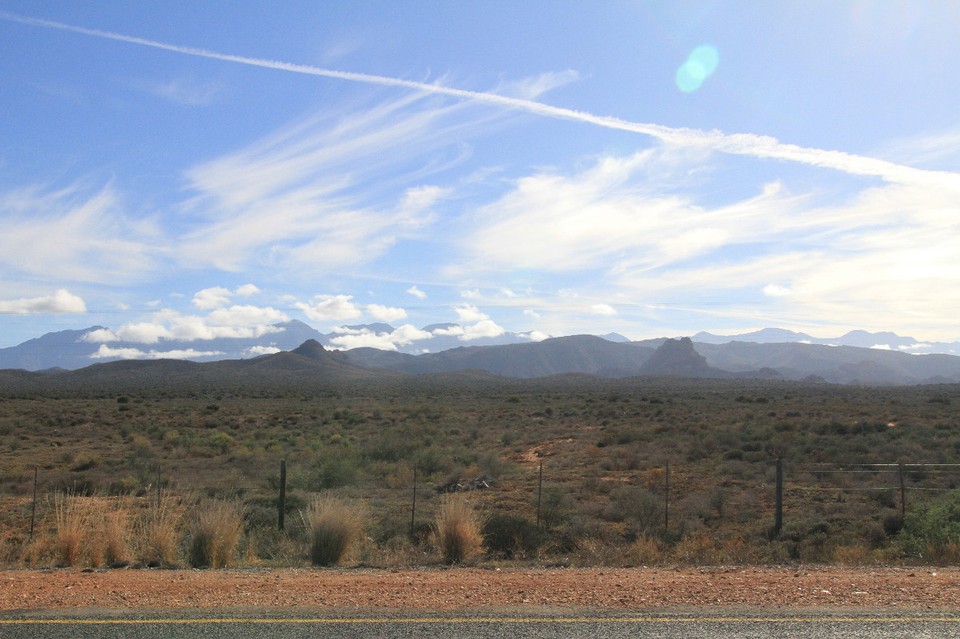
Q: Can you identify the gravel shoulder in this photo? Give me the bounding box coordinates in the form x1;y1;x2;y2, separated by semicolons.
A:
2;566;959;611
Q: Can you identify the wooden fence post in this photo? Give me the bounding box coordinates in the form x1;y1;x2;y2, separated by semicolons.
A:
536;461;543;529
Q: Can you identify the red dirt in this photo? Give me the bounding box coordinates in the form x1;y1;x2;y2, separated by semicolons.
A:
2;566;959;610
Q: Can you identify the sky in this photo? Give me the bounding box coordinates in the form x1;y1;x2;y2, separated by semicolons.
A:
2;1;960;354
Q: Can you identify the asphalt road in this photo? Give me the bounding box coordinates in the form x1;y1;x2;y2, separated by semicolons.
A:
2;609;959;639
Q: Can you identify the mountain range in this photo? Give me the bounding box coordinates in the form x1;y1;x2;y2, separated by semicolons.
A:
1;322;960;386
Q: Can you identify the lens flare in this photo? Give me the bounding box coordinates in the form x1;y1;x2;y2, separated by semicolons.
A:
676;44;719;92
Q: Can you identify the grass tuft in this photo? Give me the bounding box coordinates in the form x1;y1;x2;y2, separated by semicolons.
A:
52;492;87;567
434;495;485;565
302;496;364;567
137;490;184;567
188;499;245;569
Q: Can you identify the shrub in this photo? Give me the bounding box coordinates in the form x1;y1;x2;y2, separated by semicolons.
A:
308;455;360;490
538;487;571;530
302;496;364;566
435;495;485;564
900;492;960;563
189;499;244;568
482;513;543;559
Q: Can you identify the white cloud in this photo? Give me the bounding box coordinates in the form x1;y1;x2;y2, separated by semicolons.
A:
296;295;362;322
26;14;956;189
165;313;282;341
461;319;506;341
366;304;407;323
432;325;465;337
525;330;550;342
523;309;541;320
391;324;432;344
328;322;431;351
245;345;281;356
396;185;450;226
763;284;793;297
460;289;482;300
0;183;161;284
85;322;170;344
193;286;232;310
207;305;288;327
90;345;148;360
175;92;505;275
193;284;261;310
498;69;581;100
407;285;427;299
235;283;261;297
90;345;224;360
454;304;489;323
590;304;617;316
329;332;398;351
0;289;86;314
84;304;286;345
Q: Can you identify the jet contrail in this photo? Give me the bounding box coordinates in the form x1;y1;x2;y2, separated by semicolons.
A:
4;10;959;191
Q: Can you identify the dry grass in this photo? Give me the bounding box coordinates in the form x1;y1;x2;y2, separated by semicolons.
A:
626;535;665;566
137;490;184;566
188;499;245;568
434;495;485;564
302;495;364;567
672;532;721;565
52;492;88;567
102;499;132;566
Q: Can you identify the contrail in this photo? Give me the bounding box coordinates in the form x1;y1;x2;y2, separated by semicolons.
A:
4;10;959;191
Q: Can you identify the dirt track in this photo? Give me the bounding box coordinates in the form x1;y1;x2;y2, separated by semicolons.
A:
2;566;959;610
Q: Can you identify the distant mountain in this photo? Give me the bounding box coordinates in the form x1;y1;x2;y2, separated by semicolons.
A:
0;320;539;371
694;328;960;355
3;325;960;386
0;327;110;371
0;339;389;394
639;337;728;377
694;328;814;344
346;334;656;378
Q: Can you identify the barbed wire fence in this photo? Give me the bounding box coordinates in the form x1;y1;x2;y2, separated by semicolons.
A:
13;456;960;555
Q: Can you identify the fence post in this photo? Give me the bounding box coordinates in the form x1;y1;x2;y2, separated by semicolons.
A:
278;460;287;531
29;466;38;541
156;466;161;510
664;461;670;535
410;465;417;540
774;458;783;537
536;461;543;529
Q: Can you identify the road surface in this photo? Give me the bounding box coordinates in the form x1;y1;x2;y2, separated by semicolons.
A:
2;608;959;638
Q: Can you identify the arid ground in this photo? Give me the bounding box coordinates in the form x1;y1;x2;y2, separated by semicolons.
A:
2;566;959;611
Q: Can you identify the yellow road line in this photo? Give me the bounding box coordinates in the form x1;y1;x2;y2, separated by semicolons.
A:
1;616;959;625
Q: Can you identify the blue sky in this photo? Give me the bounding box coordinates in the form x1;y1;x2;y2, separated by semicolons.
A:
2;1;960;353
